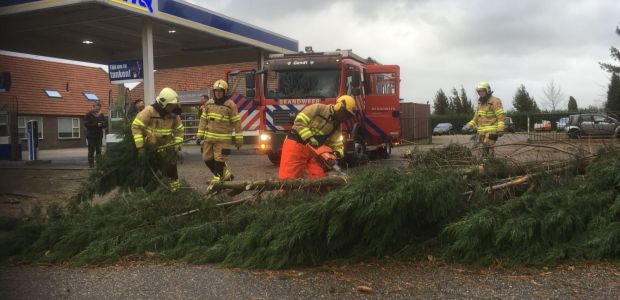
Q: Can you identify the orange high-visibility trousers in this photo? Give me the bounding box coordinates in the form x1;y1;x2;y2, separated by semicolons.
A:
279;138;326;179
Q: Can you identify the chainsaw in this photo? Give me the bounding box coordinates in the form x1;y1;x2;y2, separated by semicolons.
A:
307;144;346;176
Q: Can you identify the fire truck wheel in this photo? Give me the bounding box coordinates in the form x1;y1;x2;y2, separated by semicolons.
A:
380;143;392;159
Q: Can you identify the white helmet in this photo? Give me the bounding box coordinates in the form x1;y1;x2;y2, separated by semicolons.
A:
213;79;228;93
157;87;178;107
476;82;492;94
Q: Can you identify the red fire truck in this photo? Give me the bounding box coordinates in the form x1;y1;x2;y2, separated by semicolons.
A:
232;49;401;165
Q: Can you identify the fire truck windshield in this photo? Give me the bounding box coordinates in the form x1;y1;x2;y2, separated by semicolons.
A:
265;69;340;99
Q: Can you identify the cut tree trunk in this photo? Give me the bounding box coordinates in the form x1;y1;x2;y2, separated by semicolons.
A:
207;176;348;193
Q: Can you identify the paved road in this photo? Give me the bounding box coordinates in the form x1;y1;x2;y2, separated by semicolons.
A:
1;262;619;299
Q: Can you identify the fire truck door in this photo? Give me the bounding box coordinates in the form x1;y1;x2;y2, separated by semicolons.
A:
363;65;400;139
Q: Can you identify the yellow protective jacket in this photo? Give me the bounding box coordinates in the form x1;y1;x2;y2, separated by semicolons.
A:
196;98;242;144
131;104;184;148
467;96;506;133
292;103;344;155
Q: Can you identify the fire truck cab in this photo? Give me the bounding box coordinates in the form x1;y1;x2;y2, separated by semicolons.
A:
244;49;400;165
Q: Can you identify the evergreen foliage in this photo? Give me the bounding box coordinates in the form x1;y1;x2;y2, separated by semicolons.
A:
513;84;540;113
606;73;620;112
443;147;620;265
460;86;473;114
599;26;620;74
568;96;578;111
0;167;470;268
433;89;449;115
2;146;619;268
74;120;177;202
449;88;462;114
444;87;473;115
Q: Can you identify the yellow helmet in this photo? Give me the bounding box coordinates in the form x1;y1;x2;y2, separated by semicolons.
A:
213;79;228;92
157;87;178;107
333;95;356;115
476;81;492;93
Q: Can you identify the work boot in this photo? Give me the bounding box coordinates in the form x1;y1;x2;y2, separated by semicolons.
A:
222;168;234;181
88;158;95;168
211;175;222;183
169;179;181;192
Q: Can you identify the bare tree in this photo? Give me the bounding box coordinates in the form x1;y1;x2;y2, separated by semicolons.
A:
542;80;565;111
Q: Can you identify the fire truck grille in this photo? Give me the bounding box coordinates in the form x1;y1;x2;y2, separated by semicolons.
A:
272;110;297;125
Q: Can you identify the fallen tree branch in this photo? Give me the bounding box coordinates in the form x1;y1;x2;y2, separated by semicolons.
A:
464;164;579;198
207;176;348;193
486;143;580;157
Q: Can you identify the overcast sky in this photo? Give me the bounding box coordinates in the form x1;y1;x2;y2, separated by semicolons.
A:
189;0;619;111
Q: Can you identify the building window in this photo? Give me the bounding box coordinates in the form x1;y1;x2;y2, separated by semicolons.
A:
58;117;80;139
109;108;123;120
83;91;99;101
44;88;62;98
369;73;397;95
18;116;43;140
0;113;8;136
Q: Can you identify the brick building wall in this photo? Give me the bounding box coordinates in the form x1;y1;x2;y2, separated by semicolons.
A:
0;53;115;150
130;61;258;102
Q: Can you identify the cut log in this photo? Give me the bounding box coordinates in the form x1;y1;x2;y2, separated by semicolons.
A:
207;176;348;193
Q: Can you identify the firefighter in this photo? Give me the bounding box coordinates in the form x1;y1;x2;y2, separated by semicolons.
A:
196;79;243;182
465;81;505;156
131;87;185;191
279;95;356;179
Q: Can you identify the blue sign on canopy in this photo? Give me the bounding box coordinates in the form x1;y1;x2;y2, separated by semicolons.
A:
108;60;143;84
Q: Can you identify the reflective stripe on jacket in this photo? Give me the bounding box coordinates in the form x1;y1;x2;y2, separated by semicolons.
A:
196;98;242;143
131;105;184;148
292;103;344;155
467;96;506;133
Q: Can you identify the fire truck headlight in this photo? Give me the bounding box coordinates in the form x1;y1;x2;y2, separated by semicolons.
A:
260;133;271;141
339;134;344;142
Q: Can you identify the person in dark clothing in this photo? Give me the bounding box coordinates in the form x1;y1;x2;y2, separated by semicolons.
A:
128;98;145;120
84;102;107;168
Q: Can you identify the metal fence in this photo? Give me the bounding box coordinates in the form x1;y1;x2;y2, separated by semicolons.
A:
524;111;620;142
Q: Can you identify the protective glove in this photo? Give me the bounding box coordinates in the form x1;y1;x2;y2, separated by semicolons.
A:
196;138;202;145
308;137;320;147
334;149;344;159
176;145;182;152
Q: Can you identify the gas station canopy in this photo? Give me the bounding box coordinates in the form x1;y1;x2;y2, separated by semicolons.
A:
0;0;299;69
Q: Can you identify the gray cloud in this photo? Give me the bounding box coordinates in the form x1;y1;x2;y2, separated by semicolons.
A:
190;0;619;110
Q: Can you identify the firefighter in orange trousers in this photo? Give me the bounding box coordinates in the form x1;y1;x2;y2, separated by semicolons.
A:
465;81;505;157
279;95;356;179
196;79;243;182
131;87;185;191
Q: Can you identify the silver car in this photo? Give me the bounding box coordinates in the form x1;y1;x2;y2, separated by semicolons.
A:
565;114;620;138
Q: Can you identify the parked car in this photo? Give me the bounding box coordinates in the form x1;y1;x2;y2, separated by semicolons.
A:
565;114;620;138
504;117;516;133
556;117;569;131
461;123;477;134
534;120;552;131
433;123;454;135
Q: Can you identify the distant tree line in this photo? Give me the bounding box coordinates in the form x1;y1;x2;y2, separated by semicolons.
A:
432;87;473;115
433;84;580;115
